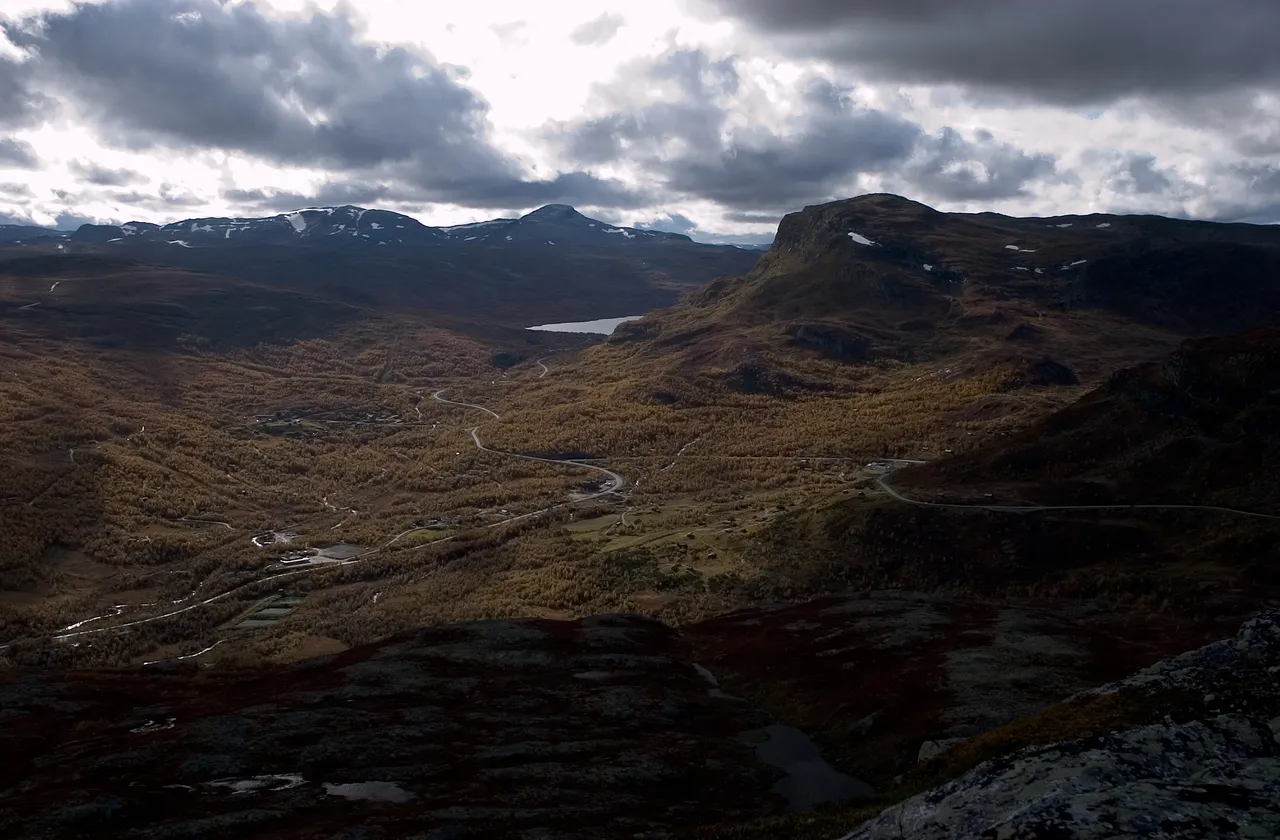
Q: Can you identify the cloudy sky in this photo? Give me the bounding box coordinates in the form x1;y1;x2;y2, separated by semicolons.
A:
0;0;1277;242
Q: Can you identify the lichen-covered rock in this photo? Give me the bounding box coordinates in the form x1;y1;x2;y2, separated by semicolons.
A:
840;609;1280;839
842;715;1280;840
917;737;965;763
1090;608;1280;700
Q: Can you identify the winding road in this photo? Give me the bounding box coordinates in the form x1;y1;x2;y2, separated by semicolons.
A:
876;473;1280;521
42;386;628;645
432;389;500;419
466;426;624;497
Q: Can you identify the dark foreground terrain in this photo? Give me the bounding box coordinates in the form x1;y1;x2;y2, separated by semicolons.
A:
3;194;1279;838
3;594;1275;839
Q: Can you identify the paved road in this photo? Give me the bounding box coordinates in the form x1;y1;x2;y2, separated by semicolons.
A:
44;387;623;644
432;389;500;419
53;563;343;640
467;426;624;497
877;474;1280;521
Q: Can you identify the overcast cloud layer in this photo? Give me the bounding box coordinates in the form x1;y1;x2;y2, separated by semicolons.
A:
0;0;1276;238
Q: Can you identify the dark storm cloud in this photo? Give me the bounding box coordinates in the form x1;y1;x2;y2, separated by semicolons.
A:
1083;149;1179;197
1151;91;1280;157
41;182;209;217
904;128;1060;201
55;210;107;229
105;189;207;210
637;213;774;246
554;53;1058;211
0;209;39;225
703;0;1280;105
223;182;395;213
0;137;38;168
659;107;919;209
1119;154;1173;195
636;213;698;235
561;50;738;165
444;170;656;210
68;159;147;187
3;1;503;170
3;0;642;210
571;14;624;47
1208;164;1280;224
724;211;781;224
0;57;50;128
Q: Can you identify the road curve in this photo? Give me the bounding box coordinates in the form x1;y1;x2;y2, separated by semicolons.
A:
467;426;624;496
877;474;1280;521
536;358;550;378
432;389;500;420
43;388;618;644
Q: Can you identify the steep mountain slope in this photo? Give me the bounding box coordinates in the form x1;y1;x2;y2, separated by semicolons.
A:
609;193;1280;385
736;325;1280;616
895;324;1280;511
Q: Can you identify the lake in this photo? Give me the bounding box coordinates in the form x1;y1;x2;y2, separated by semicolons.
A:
526;316;645;335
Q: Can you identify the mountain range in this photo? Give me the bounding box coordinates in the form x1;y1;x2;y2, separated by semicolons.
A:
1;204;763;332
5;203;767;251
65;203;702;249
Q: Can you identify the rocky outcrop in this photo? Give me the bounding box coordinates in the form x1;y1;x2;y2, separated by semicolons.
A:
684;592;1224;787
842;714;1280;840
0;614;858;839
787;322;874;362
839;609;1280;840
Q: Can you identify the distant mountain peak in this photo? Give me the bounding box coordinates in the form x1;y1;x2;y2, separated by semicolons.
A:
521;204;587;222
841;193;941;214
52;203;723;251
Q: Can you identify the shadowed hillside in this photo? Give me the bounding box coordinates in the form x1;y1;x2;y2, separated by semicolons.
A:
608;194;1280;387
